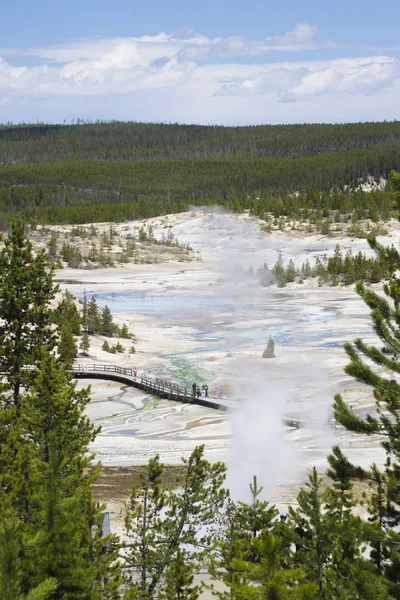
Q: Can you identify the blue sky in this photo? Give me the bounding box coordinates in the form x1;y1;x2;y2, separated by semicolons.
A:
1;0;399;124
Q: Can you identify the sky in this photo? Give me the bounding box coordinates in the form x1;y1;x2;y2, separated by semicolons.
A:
1;0;399;125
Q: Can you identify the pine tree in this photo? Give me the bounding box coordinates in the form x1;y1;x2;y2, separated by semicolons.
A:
209;477;278;599
272;253;286;287
120;323;131;339
53;290;81;335
87;296;101;334
82;290;88;329
230;530;316;599
102;340;111;353
326;450;389;599
0;518;57;600
80;330;91;356
285;259;297;283
101;306;114;336
158;550;202;600
391;170;400;209
330;237;400;595
47;232;58;262
0;220;121;597
123;455;166;599
58;323;78;367
21;352;120;597
328;244;343;277
124;446;227;599
208;500;244;599
0;217;57;410
288;468;329;596
0;217;57;521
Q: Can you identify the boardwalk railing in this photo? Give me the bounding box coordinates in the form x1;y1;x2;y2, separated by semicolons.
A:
71;363;300;426
73;364;134;376
72;363;192;404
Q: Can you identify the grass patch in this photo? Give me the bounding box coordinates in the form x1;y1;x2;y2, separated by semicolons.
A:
142;395;160;411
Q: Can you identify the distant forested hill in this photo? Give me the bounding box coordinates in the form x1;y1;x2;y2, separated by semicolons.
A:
0;121;399;225
1;121;400;162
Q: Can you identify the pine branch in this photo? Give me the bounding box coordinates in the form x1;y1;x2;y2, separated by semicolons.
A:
327;445;369;481
333;394;380;435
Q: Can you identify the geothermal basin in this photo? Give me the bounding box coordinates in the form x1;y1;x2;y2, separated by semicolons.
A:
60;211;391;504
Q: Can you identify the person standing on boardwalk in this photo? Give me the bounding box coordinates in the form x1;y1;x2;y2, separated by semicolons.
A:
218;386;223;399
192;382;196;399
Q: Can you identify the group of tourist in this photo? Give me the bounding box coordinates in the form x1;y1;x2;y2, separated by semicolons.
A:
192;382;223;400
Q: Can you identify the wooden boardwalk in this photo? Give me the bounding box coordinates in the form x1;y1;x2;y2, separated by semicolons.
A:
71;363;301;428
72;363;238;412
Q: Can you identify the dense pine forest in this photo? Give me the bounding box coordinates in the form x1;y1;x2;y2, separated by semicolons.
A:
0;120;400;226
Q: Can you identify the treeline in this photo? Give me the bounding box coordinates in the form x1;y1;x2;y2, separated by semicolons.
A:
0;121;399;227
0;184;393;228
0;162;398;228
252;244;388;287
0;144;398;194
1;120;400;163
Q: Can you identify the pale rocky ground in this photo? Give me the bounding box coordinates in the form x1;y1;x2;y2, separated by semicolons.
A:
57;210;399;598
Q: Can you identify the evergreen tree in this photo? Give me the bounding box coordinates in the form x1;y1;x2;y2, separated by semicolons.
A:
272;253;286;287
53;290;81;335
21;352;120;597
0;519;57;600
87;296;101;334
102;340;111;353
80;330;90;356
391;170;400;209
209;477;278;599
0;217;57;409
289;465;389;599
285;259;297;283
47;232;58;262
101;306;114;336
230;530;316;599
327;244;343;277
123;456;166;599
208;500;244;599
262;336;275;358
82;290;88;330
124;446;227;599
0;217;57;523
158;550;202;600
326;450;389;599
288;468;329;597
119;323;131;339
57;323;78;367
330;237;400;595
0;221;120;597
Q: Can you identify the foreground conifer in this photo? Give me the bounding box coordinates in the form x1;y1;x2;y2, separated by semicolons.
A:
331;236;400;596
0;218;120;598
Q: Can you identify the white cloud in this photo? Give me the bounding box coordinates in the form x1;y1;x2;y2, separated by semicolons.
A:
214;57;400;99
215;67;309;96
264;22;318;51
0;27;399;124
0;23;321;65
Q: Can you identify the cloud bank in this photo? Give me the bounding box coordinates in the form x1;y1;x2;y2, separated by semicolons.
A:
0;25;399;124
